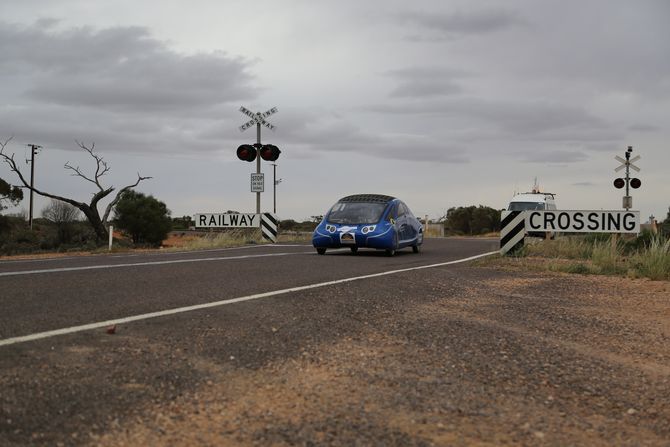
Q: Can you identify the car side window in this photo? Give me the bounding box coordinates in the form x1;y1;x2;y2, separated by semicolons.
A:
403;202;414;217
387;203;398;221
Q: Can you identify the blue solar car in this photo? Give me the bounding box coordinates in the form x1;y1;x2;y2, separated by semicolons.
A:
312;194;423;256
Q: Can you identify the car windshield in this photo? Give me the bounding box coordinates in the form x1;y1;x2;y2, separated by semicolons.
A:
327;202;387;224
508;201;546;211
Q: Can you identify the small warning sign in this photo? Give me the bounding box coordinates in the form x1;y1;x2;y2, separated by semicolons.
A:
251;173;264;193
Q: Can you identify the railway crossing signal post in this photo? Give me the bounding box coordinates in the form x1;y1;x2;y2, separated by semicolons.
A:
237;106;279;214
613;146;641;211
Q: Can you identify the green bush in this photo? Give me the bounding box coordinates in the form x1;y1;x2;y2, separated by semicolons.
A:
114;190;172;247
445;205;500;235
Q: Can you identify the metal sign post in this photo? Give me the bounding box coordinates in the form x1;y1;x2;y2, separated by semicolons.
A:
238;106;277;214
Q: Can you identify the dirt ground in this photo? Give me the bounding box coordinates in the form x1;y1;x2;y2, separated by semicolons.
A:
82;263;670;446
2;241;668;446
0;232;202;261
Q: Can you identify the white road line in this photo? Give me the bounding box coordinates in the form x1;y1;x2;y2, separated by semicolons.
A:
0;244;284;265
0;251;312;277
0;251;497;347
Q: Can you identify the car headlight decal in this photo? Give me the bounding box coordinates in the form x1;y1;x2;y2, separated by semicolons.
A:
361;225;376;234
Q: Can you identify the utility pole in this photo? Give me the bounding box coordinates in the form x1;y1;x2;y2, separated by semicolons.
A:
26;144;42;229
272;163;276;214
256;119;262;214
272;163;282;214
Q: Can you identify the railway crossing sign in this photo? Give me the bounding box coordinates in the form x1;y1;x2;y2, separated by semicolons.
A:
500;210;641;255
615;154;640;172
194;212;279;243
239;106;277;132
526;210;640;233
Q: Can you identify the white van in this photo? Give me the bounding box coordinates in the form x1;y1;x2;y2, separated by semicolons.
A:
507;192;557;212
507;191;557;238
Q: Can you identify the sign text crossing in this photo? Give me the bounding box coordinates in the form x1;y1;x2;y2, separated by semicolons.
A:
525;210;640;234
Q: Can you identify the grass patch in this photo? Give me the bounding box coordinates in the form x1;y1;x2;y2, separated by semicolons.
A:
163;229;312;251
498;233;670;281
590;240;626;275
560;262;592;275
277;231;312;243
166;229;259;251
632;237;670;280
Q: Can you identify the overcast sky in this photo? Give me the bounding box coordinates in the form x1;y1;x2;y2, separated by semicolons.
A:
1;0;668;223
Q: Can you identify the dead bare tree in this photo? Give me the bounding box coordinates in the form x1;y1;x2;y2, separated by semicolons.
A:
0;137;151;243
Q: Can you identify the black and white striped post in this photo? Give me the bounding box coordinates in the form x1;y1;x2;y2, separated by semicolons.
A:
500;210;526;255
261;213;278;243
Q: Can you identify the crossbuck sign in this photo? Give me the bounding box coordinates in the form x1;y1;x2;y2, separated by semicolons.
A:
239;106;277;132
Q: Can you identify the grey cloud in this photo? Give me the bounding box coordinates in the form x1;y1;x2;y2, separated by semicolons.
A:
0;23;159;73
0;103;224;155
366;97;607;137
521;151;589;164
628;124;659;132
0;21;258;156
583;142;624;153
363;97;614;164
384;67;467;98
34;17;60;29
1;21;257;112
309;138;469;164
474;3;670;100
397;9;527;39
572;182;596;186
246;109;469;164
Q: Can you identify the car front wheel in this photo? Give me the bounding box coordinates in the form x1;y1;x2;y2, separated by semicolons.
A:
386;232;398;256
316;248;326;255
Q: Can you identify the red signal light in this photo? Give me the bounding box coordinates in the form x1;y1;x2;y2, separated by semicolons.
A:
613;178;625;189
630;178;641;189
260;144;281;161
236;144;257;162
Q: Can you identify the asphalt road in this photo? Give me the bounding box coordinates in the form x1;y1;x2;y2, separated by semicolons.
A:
0;238;495;342
1;237;669;446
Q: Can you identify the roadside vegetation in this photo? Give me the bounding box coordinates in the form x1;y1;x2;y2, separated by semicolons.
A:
0;188;173;256
442;205;501;236
1;138;151;243
0;211;318;256
500;230;670;281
